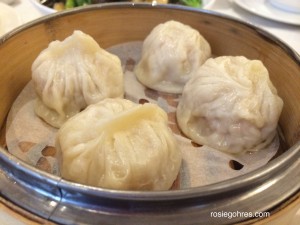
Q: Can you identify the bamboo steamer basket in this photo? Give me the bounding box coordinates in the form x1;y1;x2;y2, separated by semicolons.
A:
0;3;299;225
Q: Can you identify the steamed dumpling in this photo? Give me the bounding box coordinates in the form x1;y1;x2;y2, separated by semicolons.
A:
32;30;124;128
134;20;211;94
176;56;283;154
56;98;182;190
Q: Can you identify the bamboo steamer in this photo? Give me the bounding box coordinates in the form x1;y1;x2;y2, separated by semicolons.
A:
0;3;299;224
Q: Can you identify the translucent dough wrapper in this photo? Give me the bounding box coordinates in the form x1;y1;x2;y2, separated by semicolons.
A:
32;30;124;128
56;98;182;191
176;56;284;154
134;20;211;94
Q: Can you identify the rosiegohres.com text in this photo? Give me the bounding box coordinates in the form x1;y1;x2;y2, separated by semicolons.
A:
210;210;270;220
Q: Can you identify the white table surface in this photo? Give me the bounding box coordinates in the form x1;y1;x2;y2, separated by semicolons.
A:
205;0;300;54
3;0;300;55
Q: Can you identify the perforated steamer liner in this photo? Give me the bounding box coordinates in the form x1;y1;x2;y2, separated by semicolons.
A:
5;41;280;189
0;3;299;225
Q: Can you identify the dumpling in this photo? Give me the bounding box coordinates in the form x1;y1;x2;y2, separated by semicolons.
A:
134;20;211;94
56;98;182;191
32;30;124;128
176;56;283;154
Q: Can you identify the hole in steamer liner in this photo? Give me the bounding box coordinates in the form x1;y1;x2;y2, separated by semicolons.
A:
229;160;244;170
138;98;149;104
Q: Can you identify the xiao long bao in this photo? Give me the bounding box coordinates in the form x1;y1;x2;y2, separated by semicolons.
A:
56;98;182;191
134;20;211;94
31;30;124;128
176;56;284;154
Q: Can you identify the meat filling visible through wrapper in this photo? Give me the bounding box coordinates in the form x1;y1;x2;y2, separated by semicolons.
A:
176;56;283;154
